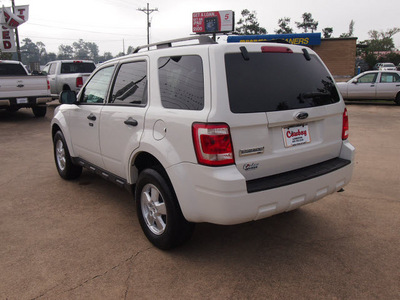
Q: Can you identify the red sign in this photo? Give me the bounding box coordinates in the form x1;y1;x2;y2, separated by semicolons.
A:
192;10;234;34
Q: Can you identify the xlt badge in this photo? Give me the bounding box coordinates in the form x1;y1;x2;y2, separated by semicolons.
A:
239;147;264;157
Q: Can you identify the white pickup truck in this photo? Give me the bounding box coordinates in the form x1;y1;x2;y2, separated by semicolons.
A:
42;60;96;98
0;60;52;117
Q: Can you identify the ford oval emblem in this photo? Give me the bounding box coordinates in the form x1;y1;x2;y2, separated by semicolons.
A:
295;112;309;120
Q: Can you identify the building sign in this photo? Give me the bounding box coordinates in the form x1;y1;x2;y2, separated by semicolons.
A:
227;33;321;46
0;5;29;52
193;10;234;34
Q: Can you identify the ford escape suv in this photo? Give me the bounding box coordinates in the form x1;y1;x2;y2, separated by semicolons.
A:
51;36;355;249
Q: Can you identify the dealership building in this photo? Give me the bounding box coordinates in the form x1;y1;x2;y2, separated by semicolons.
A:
227;33;358;80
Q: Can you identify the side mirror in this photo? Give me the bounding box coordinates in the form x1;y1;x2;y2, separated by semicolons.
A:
351;79;358;84
59;90;77;104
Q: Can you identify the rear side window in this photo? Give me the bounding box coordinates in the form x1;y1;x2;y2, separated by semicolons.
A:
158;55;204;110
61;62;96;74
110;61;147;106
225;52;340;113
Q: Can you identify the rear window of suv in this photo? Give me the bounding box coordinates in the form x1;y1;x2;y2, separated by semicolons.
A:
225;52;340;113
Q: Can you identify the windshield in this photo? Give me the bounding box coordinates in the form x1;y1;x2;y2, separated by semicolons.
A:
225;52;340;113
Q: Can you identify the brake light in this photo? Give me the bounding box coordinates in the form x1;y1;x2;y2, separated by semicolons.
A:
192;123;235;166
76;77;83;88
46;79;50;90
342;108;349;140
261;46;293;53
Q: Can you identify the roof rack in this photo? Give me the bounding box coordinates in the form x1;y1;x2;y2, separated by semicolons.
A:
132;36;217;53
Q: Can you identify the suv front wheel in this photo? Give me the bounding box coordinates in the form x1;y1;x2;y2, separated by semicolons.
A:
53;131;82;179
135;168;194;250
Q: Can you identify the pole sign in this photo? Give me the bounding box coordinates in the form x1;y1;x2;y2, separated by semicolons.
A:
193;10;234;34
227;33;321;46
0;5;29;52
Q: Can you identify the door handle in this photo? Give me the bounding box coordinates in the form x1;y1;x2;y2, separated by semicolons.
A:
124;117;138;126
87;114;96;121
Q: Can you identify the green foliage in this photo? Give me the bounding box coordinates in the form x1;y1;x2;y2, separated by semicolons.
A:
322;27;333;38
275;17;293;34
295;12;318;33
236;9;267;35
358;27;400;69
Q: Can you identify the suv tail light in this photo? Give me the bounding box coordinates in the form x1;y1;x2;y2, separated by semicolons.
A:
76;77;83;88
342;108;349;140
192;123;235;166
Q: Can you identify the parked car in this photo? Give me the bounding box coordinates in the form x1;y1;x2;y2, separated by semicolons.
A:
336;70;400;104
42;60;96;98
0;60;52;117
379;63;396;70
51;36;355;249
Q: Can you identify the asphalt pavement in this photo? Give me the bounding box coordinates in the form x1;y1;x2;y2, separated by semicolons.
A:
0;102;399;299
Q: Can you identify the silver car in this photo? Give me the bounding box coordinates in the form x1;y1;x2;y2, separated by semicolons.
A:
336;71;400;104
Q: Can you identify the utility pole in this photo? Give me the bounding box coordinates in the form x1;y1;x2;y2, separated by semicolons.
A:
137;3;158;45
11;0;21;61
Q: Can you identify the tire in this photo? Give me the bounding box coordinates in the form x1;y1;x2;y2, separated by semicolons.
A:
53;131;82;180
32;106;47;117
6;107;19;113
135;168;194;250
395;93;400;105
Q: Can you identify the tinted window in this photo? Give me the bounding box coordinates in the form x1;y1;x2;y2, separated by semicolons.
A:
61;62;96;74
0;63;27;76
158;55;204;110
80;66;115;104
110;61;147;106
225;52;340;113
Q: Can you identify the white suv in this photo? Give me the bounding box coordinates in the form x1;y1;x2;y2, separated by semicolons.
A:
51;36;355;249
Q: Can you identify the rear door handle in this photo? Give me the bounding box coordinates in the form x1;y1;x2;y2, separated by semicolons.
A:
124;117;138;126
87;114;96;121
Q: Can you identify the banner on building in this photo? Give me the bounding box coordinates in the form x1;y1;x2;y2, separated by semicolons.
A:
227;33;322;46
193;10;234;34
0;5;29;52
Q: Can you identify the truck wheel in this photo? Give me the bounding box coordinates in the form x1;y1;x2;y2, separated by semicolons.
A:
53;131;82;179
32;106;47;117
135;168;194;250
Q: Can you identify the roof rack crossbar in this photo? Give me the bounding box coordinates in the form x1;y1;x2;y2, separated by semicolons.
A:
132;36;216;53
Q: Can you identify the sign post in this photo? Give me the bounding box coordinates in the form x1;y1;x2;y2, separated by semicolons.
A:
0;3;29;59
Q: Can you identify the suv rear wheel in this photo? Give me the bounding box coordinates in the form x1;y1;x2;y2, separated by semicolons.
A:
135;168;194;249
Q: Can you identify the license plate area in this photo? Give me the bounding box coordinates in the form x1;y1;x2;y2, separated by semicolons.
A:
283;124;311;147
16;97;28;104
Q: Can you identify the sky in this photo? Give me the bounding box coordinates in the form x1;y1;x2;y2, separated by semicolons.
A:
5;0;400;56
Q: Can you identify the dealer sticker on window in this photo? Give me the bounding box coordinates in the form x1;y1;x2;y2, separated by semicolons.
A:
283;124;311;147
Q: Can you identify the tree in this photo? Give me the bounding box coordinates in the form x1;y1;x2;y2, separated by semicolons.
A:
58;44;74;60
296;12;318;33
20;38;40;65
322;27;333;38
340;20;355;37
358;27;400;69
236;9;267;35
275;17;293;34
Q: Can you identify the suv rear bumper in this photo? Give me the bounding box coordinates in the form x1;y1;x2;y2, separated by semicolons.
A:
167;141;355;225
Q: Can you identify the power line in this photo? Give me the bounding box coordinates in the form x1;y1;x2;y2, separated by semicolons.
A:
137;3;158;45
